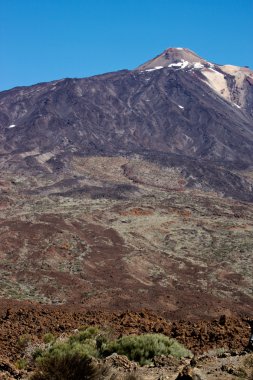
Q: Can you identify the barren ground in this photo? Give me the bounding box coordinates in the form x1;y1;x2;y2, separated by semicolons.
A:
0;156;252;318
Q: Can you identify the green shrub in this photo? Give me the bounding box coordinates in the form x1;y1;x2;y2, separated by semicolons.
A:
18;334;31;348
30;353;103;380
15;358;28;370
102;333;192;365
69;327;99;342
31;341;105;380
32;347;44;360
31;328;191;378
31;328;104;379
37;340;98;362
43;333;56;344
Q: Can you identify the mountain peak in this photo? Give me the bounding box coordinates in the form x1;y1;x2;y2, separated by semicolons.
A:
163;47;203;61
137;47;205;71
136;47;253;108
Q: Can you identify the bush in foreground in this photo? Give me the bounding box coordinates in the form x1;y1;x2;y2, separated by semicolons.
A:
30;328;103;380
30;328;191;378
31;353;104;380
102;333;192;365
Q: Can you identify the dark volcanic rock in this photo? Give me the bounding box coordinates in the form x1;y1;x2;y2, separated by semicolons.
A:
0;49;253;201
1;68;253;161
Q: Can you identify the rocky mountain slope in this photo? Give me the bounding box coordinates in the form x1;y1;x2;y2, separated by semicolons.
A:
0;48;252;319
0;48;253;200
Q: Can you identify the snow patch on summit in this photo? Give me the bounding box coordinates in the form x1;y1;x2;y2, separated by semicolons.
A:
8;124;16;129
145;66;164;72
168;60;189;69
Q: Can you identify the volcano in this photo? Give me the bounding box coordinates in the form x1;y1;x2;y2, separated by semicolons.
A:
0;48;252;318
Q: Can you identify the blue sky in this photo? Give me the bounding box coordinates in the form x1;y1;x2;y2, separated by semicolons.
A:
1;0;253;91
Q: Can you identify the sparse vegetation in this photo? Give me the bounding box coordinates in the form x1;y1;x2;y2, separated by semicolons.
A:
30;353;106;380
15;358;28;370
30;328;191;378
30;328;104;379
18;334;32;349
102;333;192;365
1;161;253;311
43;333;56;344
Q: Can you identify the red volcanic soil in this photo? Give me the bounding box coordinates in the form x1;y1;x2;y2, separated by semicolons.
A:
119;207;154;216
0;299;250;363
